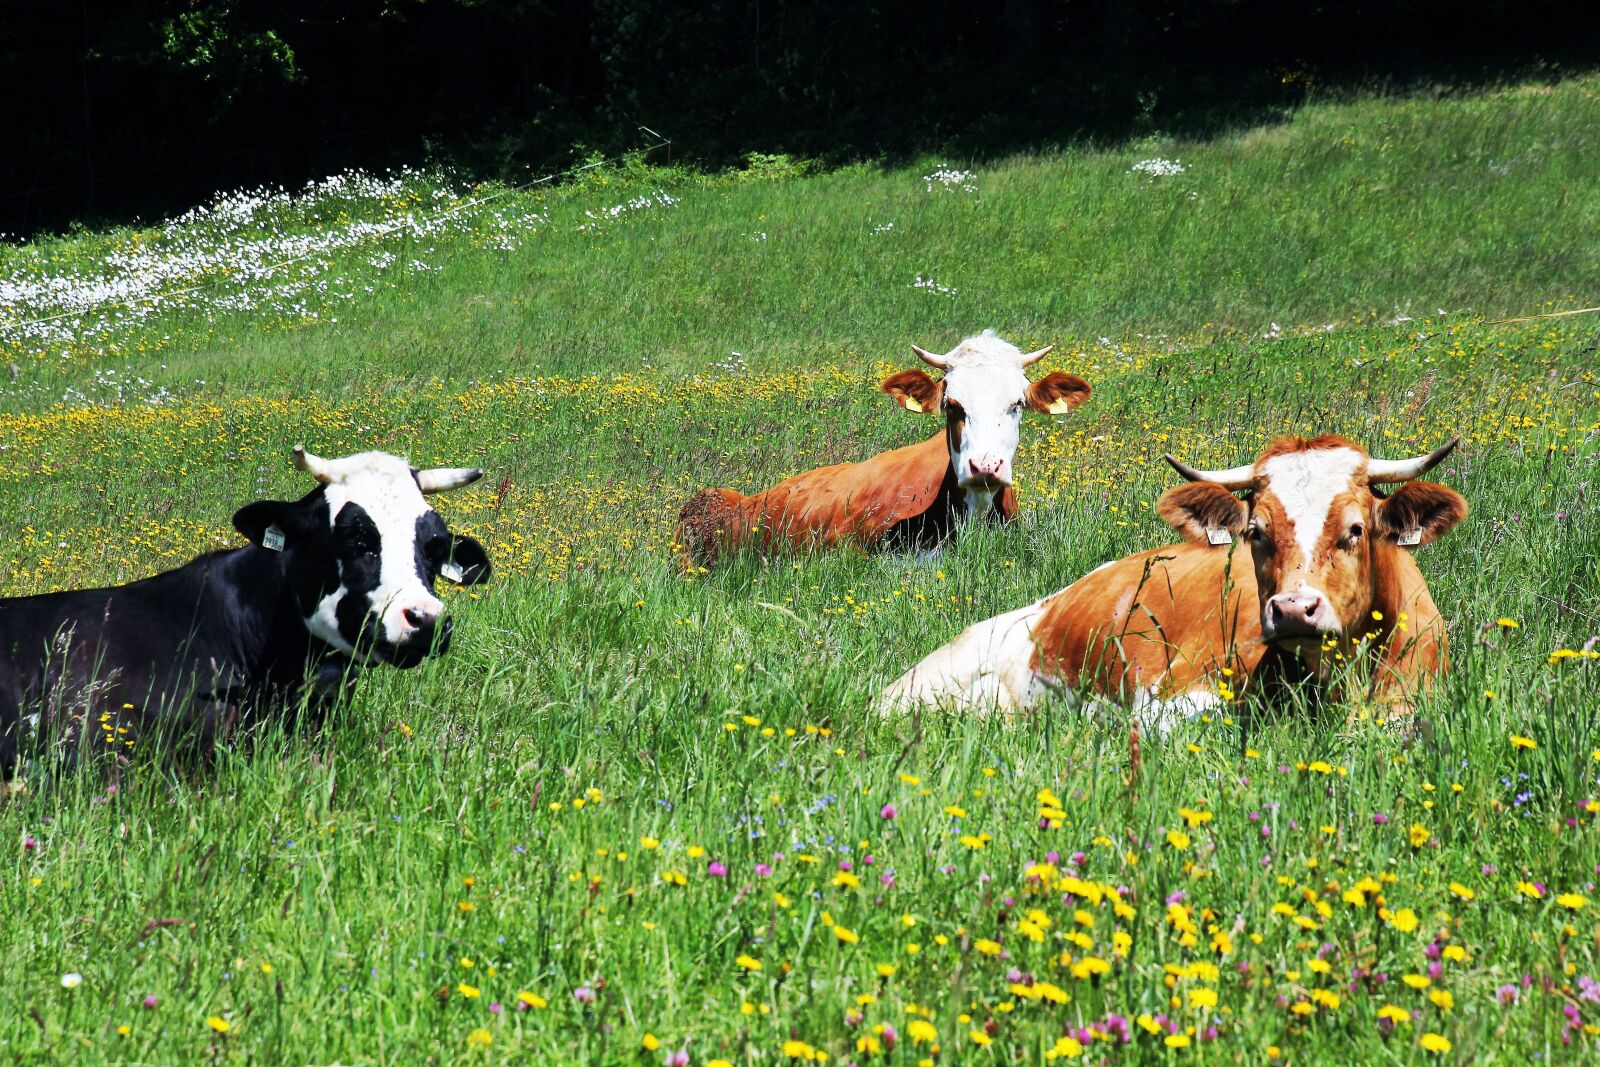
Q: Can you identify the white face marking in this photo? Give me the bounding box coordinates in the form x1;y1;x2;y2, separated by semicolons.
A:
302;452;444;656
937;334;1033;488
1259;447;1365;570
963;487;997;519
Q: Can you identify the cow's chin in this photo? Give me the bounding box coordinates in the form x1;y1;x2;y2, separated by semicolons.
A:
1261;624;1345;670
355;619;453;669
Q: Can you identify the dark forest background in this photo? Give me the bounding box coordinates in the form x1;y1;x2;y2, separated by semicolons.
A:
3;0;1597;237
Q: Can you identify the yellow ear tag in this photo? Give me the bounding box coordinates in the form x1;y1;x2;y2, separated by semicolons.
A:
901;397;923;412
1046;398;1077;414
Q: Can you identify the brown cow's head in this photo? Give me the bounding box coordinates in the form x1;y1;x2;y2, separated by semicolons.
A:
1157;435;1466;650
880;331;1090;515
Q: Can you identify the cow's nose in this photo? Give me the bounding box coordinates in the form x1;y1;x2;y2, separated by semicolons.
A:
1265;591;1327;640
967;456;1005;483
403;605;440;633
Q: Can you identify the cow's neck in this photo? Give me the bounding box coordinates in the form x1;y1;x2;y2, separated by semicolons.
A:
1250;644;1327;708
1254;632;1386;707
206;545;345;693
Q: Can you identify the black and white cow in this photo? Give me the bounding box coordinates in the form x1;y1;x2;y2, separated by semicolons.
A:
0;447;491;785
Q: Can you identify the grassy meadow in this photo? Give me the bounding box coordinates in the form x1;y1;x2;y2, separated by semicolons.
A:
3;77;1600;1064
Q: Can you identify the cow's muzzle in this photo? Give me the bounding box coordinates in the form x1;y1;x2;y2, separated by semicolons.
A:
362;614;454;669
1262;590;1335;644
961;456;1011;489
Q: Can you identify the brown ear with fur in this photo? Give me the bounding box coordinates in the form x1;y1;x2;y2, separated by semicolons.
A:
1375;482;1467;547
1157;483;1248;543
1025;372;1092;415
880;369;944;414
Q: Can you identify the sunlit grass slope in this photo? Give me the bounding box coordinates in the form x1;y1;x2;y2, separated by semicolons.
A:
2;78;1599;1065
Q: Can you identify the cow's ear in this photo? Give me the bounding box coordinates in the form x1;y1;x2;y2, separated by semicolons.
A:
1026;372;1091;415
442;534;492;585
233;499;316;547
1157;483;1248;543
880;369;944;414
1375;482;1467;547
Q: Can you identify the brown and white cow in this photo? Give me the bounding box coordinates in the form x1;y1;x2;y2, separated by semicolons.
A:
675;331;1091;567
879;434;1466;732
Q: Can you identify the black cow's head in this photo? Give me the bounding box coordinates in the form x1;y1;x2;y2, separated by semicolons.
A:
233;448;492;668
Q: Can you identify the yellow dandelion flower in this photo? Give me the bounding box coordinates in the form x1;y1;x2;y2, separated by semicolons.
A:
1046;1034;1084;1059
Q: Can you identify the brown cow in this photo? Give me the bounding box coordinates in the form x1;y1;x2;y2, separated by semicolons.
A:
879;434;1466;732
675;331;1091;567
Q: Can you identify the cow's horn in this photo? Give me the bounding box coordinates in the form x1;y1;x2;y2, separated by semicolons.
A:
912;344;949;370
1019;345;1053;367
416;467;484;495
293;445;334;484
1365;436;1460;484
1165;454;1256;490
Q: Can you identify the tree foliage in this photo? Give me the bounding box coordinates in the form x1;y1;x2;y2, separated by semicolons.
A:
1;0;1594;234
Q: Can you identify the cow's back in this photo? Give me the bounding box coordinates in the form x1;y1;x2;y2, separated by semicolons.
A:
1029;542;1264;701
0;560;250;777
0;587;138;779
746;434;953;546
677;434;957;565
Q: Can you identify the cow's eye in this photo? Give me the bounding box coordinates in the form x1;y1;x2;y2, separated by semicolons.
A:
1345;522;1365;547
1008;401;1024;414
